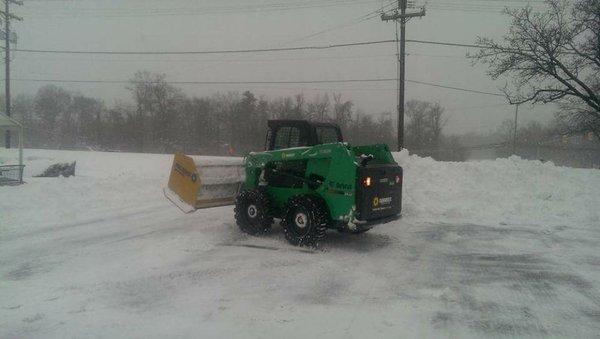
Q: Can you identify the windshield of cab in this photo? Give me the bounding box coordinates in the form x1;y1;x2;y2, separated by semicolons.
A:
315;126;340;144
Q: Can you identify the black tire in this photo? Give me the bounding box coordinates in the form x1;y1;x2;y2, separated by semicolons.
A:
282;195;329;247
234;189;273;235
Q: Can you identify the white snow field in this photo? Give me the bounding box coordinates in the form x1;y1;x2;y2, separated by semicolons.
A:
1;148;600;338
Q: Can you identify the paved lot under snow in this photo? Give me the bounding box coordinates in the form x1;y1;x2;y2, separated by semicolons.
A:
1;149;600;338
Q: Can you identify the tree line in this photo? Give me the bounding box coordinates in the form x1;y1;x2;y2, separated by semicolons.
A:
5;70;466;160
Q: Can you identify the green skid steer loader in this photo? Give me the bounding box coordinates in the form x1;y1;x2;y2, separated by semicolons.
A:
165;120;403;247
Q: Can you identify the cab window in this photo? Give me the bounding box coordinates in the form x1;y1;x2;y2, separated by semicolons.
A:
273;126;304;150
316;127;340;144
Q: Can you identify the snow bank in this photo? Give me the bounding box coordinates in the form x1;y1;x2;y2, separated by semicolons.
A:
0;149;239;236
1;150;170;224
1;148;599;233
394;149;600;228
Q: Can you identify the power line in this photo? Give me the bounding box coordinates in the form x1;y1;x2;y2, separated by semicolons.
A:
278;0;397;46
19;0;549;18
405;38;481;49
406;79;503;97
407;52;465;58
20;0;548;14
9;38;491;55
10;39;398;55
19;0;387;18
15;53;399;63
444;103;507;112
8;77;504;97
11;77;399;85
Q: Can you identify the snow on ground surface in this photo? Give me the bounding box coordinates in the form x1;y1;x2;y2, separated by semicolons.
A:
1;148;600;338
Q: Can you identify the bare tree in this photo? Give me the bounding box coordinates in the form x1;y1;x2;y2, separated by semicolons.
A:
292;93;305;120
405;100;428;149
427;103;447;146
497;119;517;146
405;100;447;150
405;100;456;159
307;94;330;122
129;71;182;152
470;0;600;137
12;94;35;143
269;96;296;120
70;95;105;147
34;85;72;147
332;93;353;130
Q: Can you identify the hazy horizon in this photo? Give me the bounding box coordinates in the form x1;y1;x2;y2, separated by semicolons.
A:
6;0;556;135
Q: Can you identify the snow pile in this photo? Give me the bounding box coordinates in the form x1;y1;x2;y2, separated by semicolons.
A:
1;148;599;233
394;149;600;228
0;150;238;237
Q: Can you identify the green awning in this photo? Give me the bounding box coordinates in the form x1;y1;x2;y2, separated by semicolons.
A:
0;112;22;129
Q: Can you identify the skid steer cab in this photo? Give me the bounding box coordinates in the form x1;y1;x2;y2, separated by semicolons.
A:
165;119;403;247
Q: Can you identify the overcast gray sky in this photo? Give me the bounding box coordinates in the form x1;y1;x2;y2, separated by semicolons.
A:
7;0;554;135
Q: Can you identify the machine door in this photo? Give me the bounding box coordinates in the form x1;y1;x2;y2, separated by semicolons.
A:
267;122;311;151
264;160;307;188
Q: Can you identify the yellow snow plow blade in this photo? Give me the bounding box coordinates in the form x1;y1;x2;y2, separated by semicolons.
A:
165;152;245;212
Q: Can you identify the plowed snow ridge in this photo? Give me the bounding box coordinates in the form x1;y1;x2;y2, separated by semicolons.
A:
1;148;599;233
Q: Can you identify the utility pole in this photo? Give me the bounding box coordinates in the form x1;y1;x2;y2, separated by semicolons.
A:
381;0;425;151
1;0;22;149
512;103;519;155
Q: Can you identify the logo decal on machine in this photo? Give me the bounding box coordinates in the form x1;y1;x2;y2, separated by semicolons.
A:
373;196;392;207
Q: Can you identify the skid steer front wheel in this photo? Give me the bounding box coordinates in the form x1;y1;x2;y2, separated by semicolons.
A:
235;189;273;235
282;195;328;247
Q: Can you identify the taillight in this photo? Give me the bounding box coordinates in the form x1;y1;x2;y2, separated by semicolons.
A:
395;175;402;184
363;176;372;187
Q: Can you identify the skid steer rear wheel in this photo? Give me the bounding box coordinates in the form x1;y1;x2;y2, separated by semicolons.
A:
235;189;273;235
282;195;329;247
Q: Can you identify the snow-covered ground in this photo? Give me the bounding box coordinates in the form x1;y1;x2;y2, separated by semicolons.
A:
1;148;600;338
